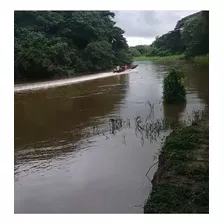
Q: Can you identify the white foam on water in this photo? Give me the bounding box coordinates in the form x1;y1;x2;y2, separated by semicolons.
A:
14;69;138;93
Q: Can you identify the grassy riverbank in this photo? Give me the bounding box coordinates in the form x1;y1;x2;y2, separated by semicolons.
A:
144;110;209;213
134;54;185;62
134;54;209;64
193;55;209;64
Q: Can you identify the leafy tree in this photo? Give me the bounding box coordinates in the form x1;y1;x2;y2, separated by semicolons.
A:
182;11;209;58
129;47;141;57
135;45;150;55
130;11;209;60
151;30;185;54
14;11;132;82
84;40;114;72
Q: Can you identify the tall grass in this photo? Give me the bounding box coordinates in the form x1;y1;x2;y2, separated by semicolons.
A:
133;54;209;64
134;54;185;62
85;100;205;149
193;55;209;64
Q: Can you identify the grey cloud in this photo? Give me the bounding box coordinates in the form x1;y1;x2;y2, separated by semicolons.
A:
113;10;199;38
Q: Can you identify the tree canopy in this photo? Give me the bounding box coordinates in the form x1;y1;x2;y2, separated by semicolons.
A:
129;11;209;59
14;11;132;82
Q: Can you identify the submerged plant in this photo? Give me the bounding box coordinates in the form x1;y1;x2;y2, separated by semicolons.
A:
163;68;186;104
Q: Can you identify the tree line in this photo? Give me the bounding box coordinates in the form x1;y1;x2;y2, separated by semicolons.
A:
14;11;132;82
129;11;209;59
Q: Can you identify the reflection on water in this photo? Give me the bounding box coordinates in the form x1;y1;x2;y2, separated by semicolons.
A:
15;75;128;154
163;102;186;129
184;63;209;105
14;61;209;213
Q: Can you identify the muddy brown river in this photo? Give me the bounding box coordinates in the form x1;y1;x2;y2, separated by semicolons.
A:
14;61;209;213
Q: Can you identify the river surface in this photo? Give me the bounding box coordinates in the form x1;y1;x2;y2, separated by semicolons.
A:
14;61;209;213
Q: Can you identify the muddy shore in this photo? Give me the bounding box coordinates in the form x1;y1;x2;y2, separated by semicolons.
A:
144;110;209;213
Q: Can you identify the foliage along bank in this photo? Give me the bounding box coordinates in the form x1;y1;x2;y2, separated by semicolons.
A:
130;11;209;60
144;110;209;213
14;11;132;82
163;68;186;104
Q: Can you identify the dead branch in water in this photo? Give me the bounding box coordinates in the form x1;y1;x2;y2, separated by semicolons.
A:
146;161;159;177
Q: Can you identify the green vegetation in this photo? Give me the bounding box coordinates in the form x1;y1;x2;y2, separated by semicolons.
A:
147;29;185;57
14;11;132;82
163;69;186;104
130;45;150;57
193;55;209;64
134;54;184;62
14;11;209;82
146;183;208;213
144;111;209;213
130;11;209;61
182;12;209;59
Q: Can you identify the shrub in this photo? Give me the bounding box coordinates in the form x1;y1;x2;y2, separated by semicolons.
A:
163;68;186;103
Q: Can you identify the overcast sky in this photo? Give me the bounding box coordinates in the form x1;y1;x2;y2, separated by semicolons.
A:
113;10;199;46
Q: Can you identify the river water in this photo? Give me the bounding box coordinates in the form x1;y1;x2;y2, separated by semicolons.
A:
14;61;209;213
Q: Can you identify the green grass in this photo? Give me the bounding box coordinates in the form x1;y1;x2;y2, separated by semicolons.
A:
133;54;209;64
193;55;209;64
134;54;185;62
145;184;209;213
144;113;209;213
164;125;205;174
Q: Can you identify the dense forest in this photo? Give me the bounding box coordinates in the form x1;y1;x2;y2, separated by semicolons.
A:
130;11;209;59
14;11;209;82
14;11;132;82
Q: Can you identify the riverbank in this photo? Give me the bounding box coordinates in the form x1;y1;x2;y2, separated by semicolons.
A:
144;110;209;213
134;54;209;64
193;55;209;64
134;55;184;62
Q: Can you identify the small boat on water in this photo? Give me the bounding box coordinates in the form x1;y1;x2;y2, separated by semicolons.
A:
113;64;138;73
130;64;138;70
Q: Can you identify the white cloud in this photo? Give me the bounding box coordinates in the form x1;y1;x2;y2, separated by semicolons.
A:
114;10;199;46
125;37;154;47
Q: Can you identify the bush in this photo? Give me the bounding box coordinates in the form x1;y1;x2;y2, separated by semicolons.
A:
163;68;186;103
